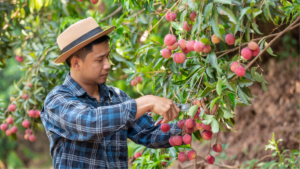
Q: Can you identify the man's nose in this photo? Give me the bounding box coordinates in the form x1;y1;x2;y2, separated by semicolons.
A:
103;56;111;69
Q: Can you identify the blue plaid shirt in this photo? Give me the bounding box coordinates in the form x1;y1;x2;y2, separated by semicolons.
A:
40;72;181;169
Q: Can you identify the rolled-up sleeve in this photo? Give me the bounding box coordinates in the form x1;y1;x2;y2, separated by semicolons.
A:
119;91;182;148
41;88;137;141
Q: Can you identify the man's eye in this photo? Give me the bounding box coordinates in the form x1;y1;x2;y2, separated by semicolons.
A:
98;60;103;62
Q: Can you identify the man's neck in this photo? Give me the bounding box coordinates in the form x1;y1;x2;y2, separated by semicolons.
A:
70;72;100;99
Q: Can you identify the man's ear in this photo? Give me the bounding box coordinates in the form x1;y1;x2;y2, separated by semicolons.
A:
71;57;81;70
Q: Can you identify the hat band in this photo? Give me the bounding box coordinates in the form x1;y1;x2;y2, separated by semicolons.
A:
61;27;103;54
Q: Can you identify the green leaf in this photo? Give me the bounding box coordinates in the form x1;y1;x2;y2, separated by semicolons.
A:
238;7;251;21
252;22;263;34
210;97;220;111
206;67;214;79
227;93;236;109
225;79;234;91
200;38;211;45
204;3;213;24
239;78;253;87
218;121;228;132
205;82;216;88
211;10;224;41
262;82;267;91
207;51;222;73
217;6;237;24
187;105;199;119
264;41;277;56
220;107;234;119
214;0;232;5
193;130;203;142
211;118;219;133
199;87;213;98
237;86;249;105
170;61;180;76
216;78;223;96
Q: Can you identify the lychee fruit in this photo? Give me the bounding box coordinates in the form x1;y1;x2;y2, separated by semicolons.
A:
167;42;178;50
6;117;14;124
164;34;177;46
178;152;187;162
173;52;186;64
90;0;99;4
11;126;18;133
203;45;212;53
189;11;196;22
187;150;197;160
194;41;205;52
183;21;192;31
169;137;175;146
207;155;215;164
241;48;252;60
201;123;211;131
195;122;202;130
201;130;212;140
135;76;143;84
131;79;138;86
177;119;185;129
0;123;8;131
252;47;260;56
22;120;30;128
235;66;246;77
166;12;176;22
8;104;16;112
211;34;221;44
172;136;183;146
193;99;201;106
134;152;142;159
183;134;192;144
34;110;40;118
21;94;29;100
212;143;223;152
178;39;187;49
161;48;172;59
185;127;194;134
230;61;240;72
6;129;12;136
185;119;195;128
24;133;30;140
248;41;259;50
15;55;24;62
225;34;236;45
182;48;190;54
186;40;195;51
25;128;33;135
160;123;170;133
29;134;36;142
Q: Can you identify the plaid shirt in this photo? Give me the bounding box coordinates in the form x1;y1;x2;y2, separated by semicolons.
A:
40;72;181;169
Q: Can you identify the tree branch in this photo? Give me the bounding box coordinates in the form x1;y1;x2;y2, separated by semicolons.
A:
100;6;123;22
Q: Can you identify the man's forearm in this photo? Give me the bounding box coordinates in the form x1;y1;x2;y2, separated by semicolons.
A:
135;95;154;120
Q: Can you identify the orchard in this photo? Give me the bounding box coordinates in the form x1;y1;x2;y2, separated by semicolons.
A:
0;0;299;168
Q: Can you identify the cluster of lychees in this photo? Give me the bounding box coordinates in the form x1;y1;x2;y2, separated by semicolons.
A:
78;0;99;4
0;82;39;142
130;76;143;86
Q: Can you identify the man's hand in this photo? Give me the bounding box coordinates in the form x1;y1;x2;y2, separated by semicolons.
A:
150;96;180;124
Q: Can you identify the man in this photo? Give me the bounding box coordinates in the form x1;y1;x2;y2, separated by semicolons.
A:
40;17;182;169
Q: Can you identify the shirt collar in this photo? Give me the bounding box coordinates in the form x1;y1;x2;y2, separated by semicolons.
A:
63;72;114;99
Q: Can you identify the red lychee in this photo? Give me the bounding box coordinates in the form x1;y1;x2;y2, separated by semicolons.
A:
178;39;187;49
194;41;205;52
201;123;211;131
6;117;13;124
185;119;195;128
21;94;29;100
178;152;187;162
15;55;24;62
131;79;138;86
201;130;212;140
173;52;186;64
11;126;18;133
183;21;192;31
235;66;246;77
241;48;252;60
213;143;223;152
182;48;190;54
164;34;177;46
25;128;32;135
248;41;259;50
161;48;172;59
193;99;201;106
160;123;170;133
173;136;183;146
203;45;212;53
207;155;215;164
183;134;192;144
26;82;33;88
225;34;236;45
135;76;143;84
0;123;8;131
195;122;202;130
167;42;178;50
177;120;185;129
34;110;40;118
29;134;36;142
24;133;30;140
134;152;142;159
189;11;196;22
187;150;197;160
6;129;12;136
252;47;260;56
211;34;221;44
8;104;16;112
90;0;99;4
22;120;30;128
230;61;240;72
186;40;195;51
169;137;175;146
166;12;176;21
185;127;194;134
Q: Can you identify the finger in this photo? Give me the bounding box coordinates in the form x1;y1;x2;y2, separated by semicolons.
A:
161;118;169;124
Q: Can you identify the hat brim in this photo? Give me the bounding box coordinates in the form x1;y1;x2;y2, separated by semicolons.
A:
54;26;115;64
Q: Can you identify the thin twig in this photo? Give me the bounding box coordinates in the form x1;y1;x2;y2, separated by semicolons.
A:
100;6;123;22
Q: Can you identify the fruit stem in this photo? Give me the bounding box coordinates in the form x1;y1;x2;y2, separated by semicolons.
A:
135;85;144;96
208;139;212;155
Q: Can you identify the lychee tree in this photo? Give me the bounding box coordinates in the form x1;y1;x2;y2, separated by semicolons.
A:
0;0;299;168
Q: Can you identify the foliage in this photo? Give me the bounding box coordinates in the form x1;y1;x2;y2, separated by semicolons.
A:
0;0;299;167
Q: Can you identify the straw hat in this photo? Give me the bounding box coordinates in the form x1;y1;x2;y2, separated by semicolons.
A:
55;17;115;63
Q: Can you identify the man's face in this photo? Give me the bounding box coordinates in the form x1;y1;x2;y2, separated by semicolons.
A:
78;41;111;85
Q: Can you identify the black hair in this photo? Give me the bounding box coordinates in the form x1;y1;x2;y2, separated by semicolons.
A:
65;35;111;67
